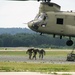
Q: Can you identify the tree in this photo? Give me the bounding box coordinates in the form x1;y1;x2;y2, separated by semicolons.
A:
0;39;3;47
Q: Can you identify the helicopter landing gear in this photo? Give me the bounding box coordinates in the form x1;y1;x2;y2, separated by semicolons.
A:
40;33;42;35
66;39;73;46
66;40;73;46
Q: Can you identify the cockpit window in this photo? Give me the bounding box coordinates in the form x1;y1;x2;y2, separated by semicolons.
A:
35;13;47;21
34;14;40;20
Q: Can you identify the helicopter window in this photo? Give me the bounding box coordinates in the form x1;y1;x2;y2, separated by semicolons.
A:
56;18;63;25
42;13;47;20
35;13;47;20
43;16;46;20
35;14;40;20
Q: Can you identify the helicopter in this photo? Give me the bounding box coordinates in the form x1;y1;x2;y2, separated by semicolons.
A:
28;0;75;46
11;0;75;46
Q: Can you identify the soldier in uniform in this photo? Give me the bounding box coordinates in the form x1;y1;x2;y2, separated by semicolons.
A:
26;48;34;59
39;49;45;59
32;49;39;60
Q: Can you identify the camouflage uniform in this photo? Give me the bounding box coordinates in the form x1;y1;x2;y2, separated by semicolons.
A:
32;49;39;60
26;48;34;59
39;49;45;59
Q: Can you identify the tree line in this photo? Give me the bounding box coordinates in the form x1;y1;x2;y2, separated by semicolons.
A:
0;28;34;35
0;33;68;48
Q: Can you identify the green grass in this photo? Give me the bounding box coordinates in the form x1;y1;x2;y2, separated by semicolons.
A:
62;74;72;75
0;47;73;56
0;51;68;56
0;50;71;56
0;51;26;56
46;51;70;56
0;47;74;72
0;62;75;72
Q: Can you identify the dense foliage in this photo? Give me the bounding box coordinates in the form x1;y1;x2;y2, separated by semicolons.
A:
0;28;35;34
0;33;67;47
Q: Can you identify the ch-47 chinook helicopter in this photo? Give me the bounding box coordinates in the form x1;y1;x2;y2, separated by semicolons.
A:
28;0;75;46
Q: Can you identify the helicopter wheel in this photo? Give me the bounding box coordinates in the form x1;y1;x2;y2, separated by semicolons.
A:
66;40;73;46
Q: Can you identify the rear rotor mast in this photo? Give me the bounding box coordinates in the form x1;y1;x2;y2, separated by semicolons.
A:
37;0;51;2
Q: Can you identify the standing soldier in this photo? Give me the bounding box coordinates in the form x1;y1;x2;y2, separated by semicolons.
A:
32;49;39;60
39;49;45;59
26;48;34;59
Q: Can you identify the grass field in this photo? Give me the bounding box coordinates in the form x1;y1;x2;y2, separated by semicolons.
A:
0;50;71;56
0;62;75;72
0;47;73;56
0;47;75;72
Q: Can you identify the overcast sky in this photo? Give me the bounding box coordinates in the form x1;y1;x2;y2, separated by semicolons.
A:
0;0;75;28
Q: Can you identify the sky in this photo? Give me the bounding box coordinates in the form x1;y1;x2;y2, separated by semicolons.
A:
0;0;75;28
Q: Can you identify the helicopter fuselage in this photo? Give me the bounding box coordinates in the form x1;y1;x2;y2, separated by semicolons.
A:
28;11;75;37
28;2;75;46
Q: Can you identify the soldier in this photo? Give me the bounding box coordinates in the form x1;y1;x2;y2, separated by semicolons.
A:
26;48;34;59
32;49;39;60
39;49;45;59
